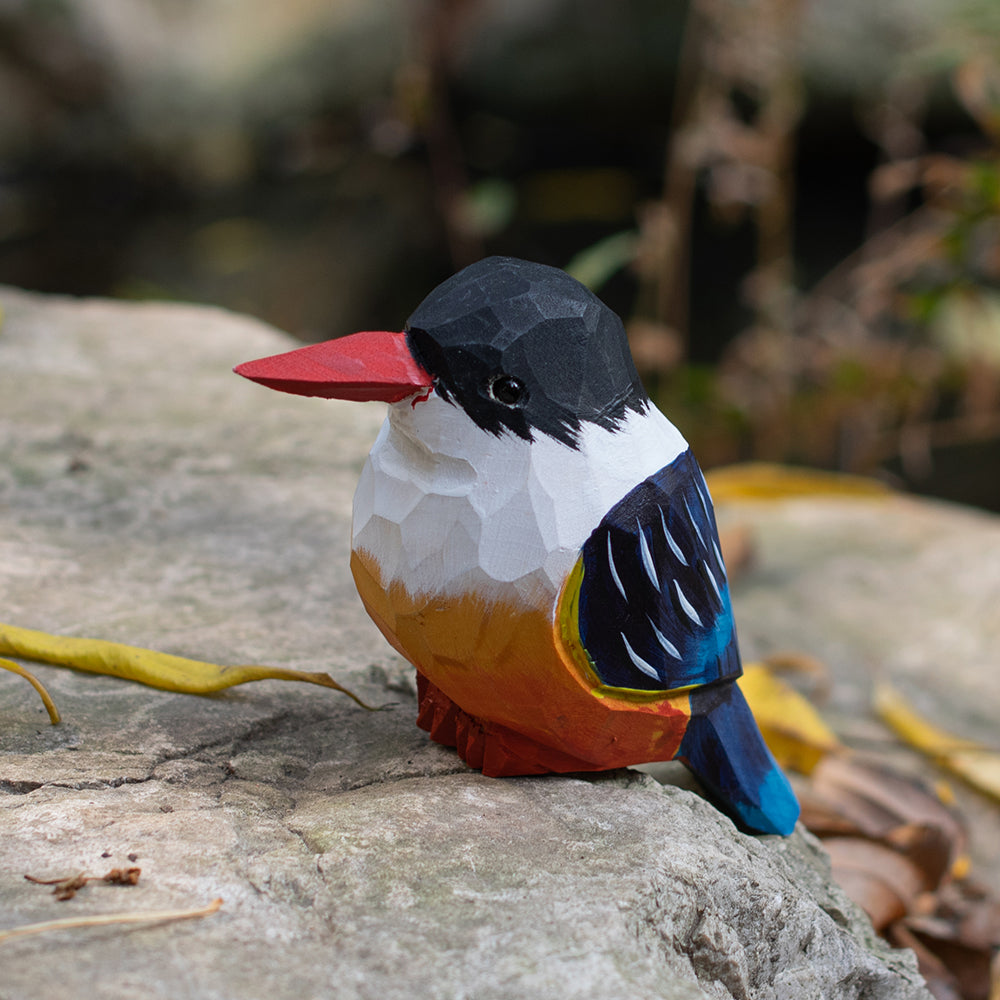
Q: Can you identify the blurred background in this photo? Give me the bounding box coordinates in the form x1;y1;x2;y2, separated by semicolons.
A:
2;0;999;509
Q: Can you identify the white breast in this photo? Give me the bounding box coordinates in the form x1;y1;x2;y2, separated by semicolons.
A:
351;391;688;607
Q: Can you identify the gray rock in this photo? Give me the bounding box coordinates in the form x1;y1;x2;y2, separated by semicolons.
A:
0;286;933;998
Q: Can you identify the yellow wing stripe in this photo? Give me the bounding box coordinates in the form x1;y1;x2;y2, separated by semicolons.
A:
555;557;697;706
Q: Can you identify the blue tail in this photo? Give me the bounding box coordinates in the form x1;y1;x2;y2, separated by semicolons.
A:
678;682;799;836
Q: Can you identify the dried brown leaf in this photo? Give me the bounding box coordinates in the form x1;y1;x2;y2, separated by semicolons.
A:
927;881;1000;951
905;918;995;1000
825;837;925;931
888;923;964;1000
884;823;957;893
809;760;911;840
795;783;871;838
25;872;89;901
810;757;967;872
25;867;142;900
102;867;141;887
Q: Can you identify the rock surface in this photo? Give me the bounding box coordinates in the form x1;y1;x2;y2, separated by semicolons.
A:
0;285;952;998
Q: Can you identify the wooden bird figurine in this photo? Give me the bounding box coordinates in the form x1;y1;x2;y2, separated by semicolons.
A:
235;257;799;835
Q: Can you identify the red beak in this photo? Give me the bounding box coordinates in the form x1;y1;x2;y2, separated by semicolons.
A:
234;330;433;403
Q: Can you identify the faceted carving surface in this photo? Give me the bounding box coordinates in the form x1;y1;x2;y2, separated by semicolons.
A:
352;392;687;602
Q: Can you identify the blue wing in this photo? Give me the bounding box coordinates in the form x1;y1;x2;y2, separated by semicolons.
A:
575;449;742;692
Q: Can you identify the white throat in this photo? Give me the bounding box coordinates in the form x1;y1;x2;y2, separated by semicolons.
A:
352;391;688;606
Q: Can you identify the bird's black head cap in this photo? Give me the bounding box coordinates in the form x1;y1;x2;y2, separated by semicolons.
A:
405;257;648;448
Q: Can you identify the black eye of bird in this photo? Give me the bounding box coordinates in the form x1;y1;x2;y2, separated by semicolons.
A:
487;374;527;406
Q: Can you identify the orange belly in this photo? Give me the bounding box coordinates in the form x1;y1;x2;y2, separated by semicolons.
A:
350;548;691;772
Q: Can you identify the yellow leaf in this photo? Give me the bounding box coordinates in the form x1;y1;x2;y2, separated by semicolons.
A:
704;463;890;502
0;656;61;724
739;661;842;774
875;682;1000;802
0;623;378;711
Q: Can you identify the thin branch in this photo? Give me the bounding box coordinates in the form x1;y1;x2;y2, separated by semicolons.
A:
0;898;223;944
